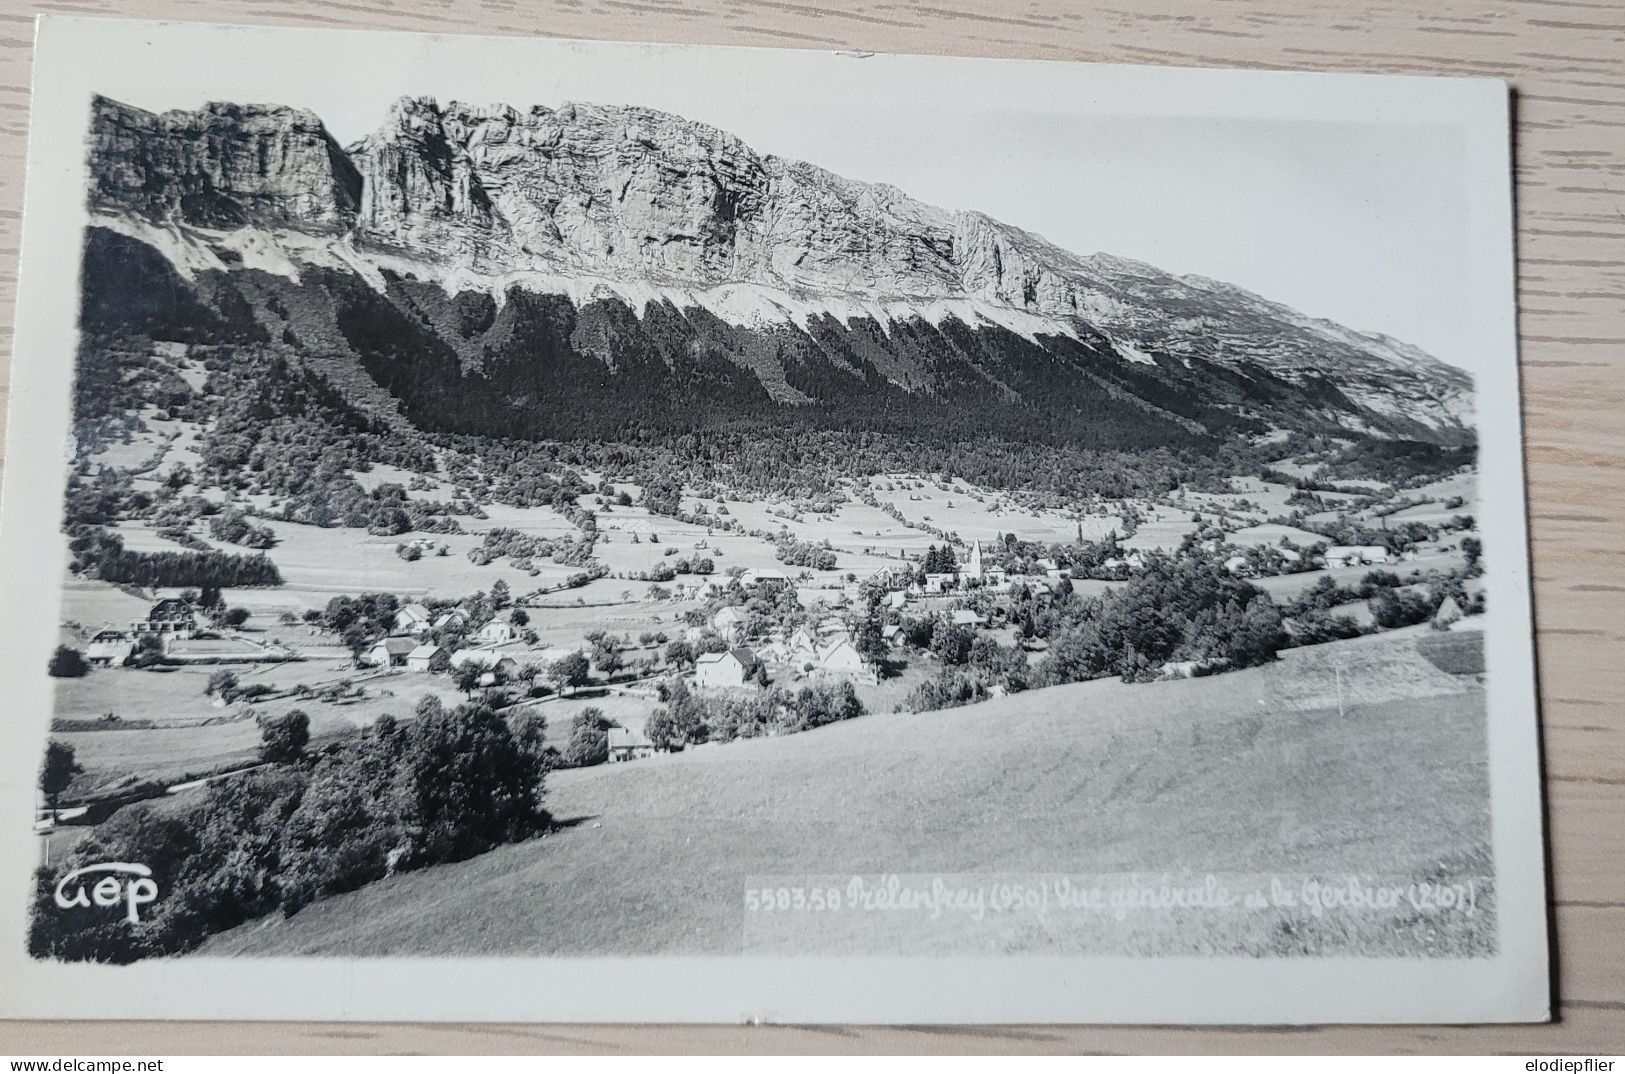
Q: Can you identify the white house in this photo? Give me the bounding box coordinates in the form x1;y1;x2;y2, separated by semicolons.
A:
1223;555;1253;577
1324;545;1391;568
364;636;417;668
881;623;904;648
815;638;877;684
887;590;908;610
741;568;789;588
393;603;432;635
712;605;749;642
406;644;450;673
477;620;516;645
85;629;133;668
695;647;759;688
130;597;197;639
607;726;657;763
432;609;469;632
924;572;957;594
449;648;519;678
786;626;820;665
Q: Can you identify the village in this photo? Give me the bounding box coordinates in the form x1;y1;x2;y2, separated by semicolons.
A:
44;460;1482;822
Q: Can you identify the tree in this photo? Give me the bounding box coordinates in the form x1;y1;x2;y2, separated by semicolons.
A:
454;661;485;698
548;651;591;696
1372;588;1435;630
1461;536;1483;576
40;741;81;821
645;678;705;750
851;616;888;666
205;669;241;701
491;578;511;609
561;708;613;768
222;607;251;628
391;701;550;867
510;608;530;628
47;646;89;678
257;709;311;764
929;619;975;666
591;636;624;677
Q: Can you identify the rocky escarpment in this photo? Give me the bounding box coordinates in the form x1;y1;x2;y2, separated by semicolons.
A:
89;96;361;233
345;99;1122;314
83;93;1475;441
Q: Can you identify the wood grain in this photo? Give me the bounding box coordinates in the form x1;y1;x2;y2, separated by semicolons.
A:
0;0;1621;1055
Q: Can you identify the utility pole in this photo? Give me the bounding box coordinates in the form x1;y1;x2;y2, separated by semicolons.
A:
1336;660;1346;719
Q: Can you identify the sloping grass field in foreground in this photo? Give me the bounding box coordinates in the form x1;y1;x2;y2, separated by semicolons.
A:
202;632;1492;959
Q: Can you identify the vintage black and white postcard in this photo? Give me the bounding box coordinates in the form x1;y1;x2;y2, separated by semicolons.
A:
0;16;1547;1023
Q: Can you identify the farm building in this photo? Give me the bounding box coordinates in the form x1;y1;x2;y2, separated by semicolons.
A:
786;626;820;663
432;609;469;632
815;639;878;684
712;605;748;642
950;609;987;628
607;727;657;763
741;568;789;588
130;597;197;639
406;644;450;673
882;623;903;648
477;620;516;645
449;648;520;678
393;603;433;635
364;636;417;668
1223;555;1254;577
85;629;133;667
695;647;760;688
1324;545;1391;568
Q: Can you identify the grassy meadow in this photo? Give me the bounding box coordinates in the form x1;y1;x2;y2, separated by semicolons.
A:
199;631;1490;959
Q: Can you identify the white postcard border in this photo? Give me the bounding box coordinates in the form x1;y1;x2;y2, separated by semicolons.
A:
0;15;1548;1024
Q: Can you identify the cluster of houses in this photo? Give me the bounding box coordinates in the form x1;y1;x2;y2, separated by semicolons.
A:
358;602;526;685
81;597;207;667
83;595;205;667
695;604;880;690
683;549;1007;692
80;596;297;668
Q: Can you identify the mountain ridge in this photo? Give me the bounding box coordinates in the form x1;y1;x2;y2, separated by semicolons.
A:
82;93;1475;442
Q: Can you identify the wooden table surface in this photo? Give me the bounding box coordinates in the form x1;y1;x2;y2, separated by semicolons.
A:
0;0;1620;1056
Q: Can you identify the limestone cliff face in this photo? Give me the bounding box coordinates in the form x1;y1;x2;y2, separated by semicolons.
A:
89;96;361;233
84;93;1474;438
345;98;1091;308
